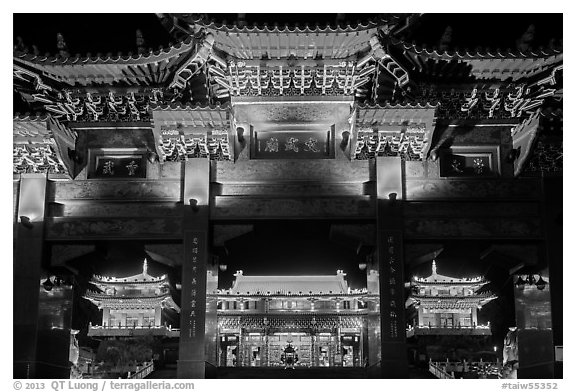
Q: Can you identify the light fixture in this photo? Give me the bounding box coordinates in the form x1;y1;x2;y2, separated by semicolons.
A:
429;150;439;161
236;127;245;144
535;276;548;290
340;131;350;151
42;277;54;291
506;148;520;163
67;147;83;164
20;216;33;229
189;198;199;212
358;262;367;271
219;264;228;272
146;149;158;163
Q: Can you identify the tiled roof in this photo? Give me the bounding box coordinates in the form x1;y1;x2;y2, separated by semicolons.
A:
91;259;168;285
393;39;562;60
412;261;486;286
227;270;351;295
13;36;196;86
392;39;562;82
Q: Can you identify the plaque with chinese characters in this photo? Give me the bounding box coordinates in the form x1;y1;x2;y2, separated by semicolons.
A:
92;155;146;178
380;231;406;342
251;129;334;159
439;147;500;177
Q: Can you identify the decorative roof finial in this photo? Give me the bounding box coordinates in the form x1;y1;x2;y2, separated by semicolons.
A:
432;260;437;275
56;32;70;59
143;258;148;275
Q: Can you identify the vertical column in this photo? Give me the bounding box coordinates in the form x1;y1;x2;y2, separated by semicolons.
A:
514;273;554;378
14;174;47;378
177;159;210;378
366;266;381;375
471;307;478;327
417;307;424;326
103;308;110;326
541;176;562;377
376;156;408;378
154;307;161;326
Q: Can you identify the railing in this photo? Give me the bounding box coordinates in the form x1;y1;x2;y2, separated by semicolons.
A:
429;360;503;379
127;362;154;379
407;325;491;337
429;361;455;379
88;324;180;337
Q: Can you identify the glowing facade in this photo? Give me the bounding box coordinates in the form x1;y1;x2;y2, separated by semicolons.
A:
84;260;180;338
406;261;496;338
216;270;368;367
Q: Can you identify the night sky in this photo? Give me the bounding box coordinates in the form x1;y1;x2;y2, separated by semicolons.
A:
13;13;562;59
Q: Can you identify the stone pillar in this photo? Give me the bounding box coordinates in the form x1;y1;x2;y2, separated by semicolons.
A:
366;267;381;375
514;274;554;378
13;174;48;378
375;156;408;378
177;159;211;378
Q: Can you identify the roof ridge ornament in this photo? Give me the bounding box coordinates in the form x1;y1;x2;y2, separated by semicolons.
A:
143;258;148;276
432;260;437;275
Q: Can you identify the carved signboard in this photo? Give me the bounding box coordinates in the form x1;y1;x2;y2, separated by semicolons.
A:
380;231;405;342
179;231;208;367
251;129;334;159
439;146;500;177
92;155;146;178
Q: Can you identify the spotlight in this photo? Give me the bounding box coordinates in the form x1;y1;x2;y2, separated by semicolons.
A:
506;148;520;163
67;148;83;164
20;216;33;229
429;150;439;161
189;198;199;212
515;276;526;289
219;264;228;272
535;276;548;290
146;149;158;163
236;127;245;144
340;131;350;151
358;262;367;271
42;277;54;291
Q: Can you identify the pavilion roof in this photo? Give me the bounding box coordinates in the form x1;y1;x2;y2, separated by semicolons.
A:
409;294;497;309
201;23;381;60
393;40;563;82
223;270;359;296
150;102;231;128
13;115;74;177
160;13;407;60
355;102;438;126
411;261;487;286
512;108;563;176
90;259;168;286
13;35;196;87
83;292;180;312
13;114;53;142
